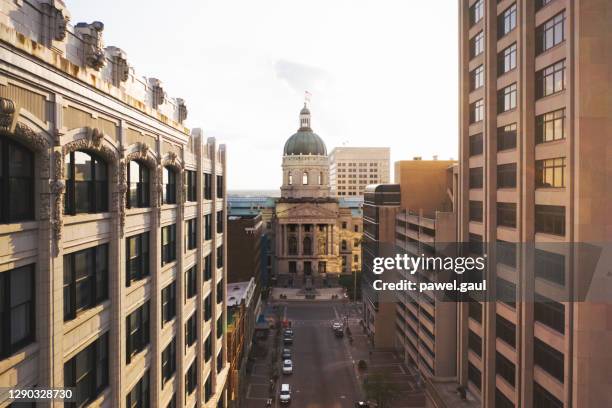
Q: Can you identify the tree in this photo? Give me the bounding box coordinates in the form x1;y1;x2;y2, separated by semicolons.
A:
363;373;401;408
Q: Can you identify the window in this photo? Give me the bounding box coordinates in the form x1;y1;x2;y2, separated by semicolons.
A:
469;233;484;256
216;314;224;338
126;232;149;286
497;277;516;307
204;336;212;362
185;170;196;202
161;224;177;265
204;295;212;321
498;83;517;113
342;221;347;229
288;171;293;185
185;265;196;300
289;261;297;274
126;302;150;364
498;3;517;38
204;254;212;281
353;238;359;248
303;237;312;255
497;123;517;151
536;109;565;143
302;171;308;185
469;167;483;189
126;371;149;408
216;279;224;304
535;294;565;334
535;205;565;236
318;171;323;185
341;240;348;251
217;210;223;234
536;60;566;98
64;244;108;321
469;201;483;222
216;175;224;198
353;254;359;263
497;240;516;268
64;151;108;215
64;333;108;408
0;136;34;223
0;264;35;358
203;172;212;200
468;329;482;357
497;163;516;188
161;338;176;386
205;374;213;402
185;360;197;397
534;338;564;382
498;43;517;76
535;250;565;285
496;314;516;348
162;167;176;204
186;218;197;250
217;245;224;269
161;281;176;325
127;161;150;208
497;202;516;228
470;31;484;58
536;158;565;188
470;99;484;124
186;314;197;348
536;0;555;11
468;298;482;323
469;0;484;26
469;133;483;156
534;381;563;408
536;12;565;54
496;388;514;408
470;65;484;91
216;350;223;373
496;352;516;386
354;225;359;232
468;362;481;390
204;214;212;240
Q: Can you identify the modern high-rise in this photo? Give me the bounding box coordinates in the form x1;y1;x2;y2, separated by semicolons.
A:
0;1;228;406
329;147;390;197
426;1;612;407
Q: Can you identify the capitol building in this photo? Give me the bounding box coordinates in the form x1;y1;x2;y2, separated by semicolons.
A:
270;104;362;285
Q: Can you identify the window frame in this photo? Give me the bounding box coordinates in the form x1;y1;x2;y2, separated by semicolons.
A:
536;60;566;99
497;43;517;76
497;83;517;113
161;224;177;266
161;338;177;386
536;157;566;188
64;150;109;215
126;232;150;286
64;332;109;407
536;11;566;55
497;163;517;189
0;264;35;358
0;136;35;223
126;160;150;209
126;302;150;364
162;166;177;205
497;3;517;39
536;109;566;144
161;281;177;326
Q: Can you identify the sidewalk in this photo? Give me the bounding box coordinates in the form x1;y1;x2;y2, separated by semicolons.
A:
269;287;345;301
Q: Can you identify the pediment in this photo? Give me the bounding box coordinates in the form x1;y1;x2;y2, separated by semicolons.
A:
276;203;338;220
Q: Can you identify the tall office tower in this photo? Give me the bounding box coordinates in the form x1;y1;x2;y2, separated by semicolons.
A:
0;1;228;406
428;1;612;407
329;147;390;196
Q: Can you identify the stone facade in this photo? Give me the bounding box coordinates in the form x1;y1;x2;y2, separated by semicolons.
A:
0;1;228;407
329;147;390;197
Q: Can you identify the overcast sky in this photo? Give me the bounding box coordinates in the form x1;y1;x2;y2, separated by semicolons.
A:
67;0;458;190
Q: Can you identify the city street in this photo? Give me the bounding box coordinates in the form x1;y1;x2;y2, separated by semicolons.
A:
244;301;364;408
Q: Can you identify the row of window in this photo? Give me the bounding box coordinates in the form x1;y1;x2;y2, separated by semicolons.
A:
469;156;566;190
469;200;565;235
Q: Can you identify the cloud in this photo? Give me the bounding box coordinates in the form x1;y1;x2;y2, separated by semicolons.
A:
274;59;333;97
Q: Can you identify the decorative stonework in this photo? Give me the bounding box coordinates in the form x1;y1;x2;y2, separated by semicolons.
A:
148;78;165;109
0;97;16;132
117;159;127;236
107;46;130;86
75;21;105;70
177;98;188;123
125;144;159;232
41;1;69;42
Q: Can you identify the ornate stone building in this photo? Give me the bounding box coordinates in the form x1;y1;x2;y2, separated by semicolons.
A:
0;1;227;407
272;104;362;284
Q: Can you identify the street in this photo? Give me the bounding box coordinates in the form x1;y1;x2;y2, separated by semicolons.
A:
244;301;363;408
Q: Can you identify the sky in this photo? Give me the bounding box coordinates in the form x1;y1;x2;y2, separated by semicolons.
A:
66;0;459;190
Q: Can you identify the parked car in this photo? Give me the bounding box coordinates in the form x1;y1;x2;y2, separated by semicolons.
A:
282;348;292;359
284;328;294;337
332;321;343;331
283;336;293;345
282;359;293;374
355;402;369;408
280;383;291;404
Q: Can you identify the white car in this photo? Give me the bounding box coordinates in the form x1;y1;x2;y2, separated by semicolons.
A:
282;359;293;375
280;383;291;404
332;321;343;331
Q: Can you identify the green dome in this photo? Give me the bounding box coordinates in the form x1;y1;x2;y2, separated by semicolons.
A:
283;130;327;156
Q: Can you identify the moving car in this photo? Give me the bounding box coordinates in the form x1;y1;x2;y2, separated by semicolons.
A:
283;336;293;345
280;383;291;404
282;359;293;374
282;348;292;359
334;327;344;338
332;321;343;331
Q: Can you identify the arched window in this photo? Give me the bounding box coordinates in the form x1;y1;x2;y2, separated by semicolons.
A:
303;237;312;255
127;161;150;208
288;236;297;255
162;166;176;204
302;171;308;185
0;136;34;223
341;240;348;251
288;171;293;185
64;151;108;215
318;172;323;185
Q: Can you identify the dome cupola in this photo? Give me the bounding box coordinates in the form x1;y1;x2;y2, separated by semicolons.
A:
283;103;327;156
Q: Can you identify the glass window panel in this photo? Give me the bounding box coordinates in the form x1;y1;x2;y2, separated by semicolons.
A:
74;151;92;181
8;143;33;177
